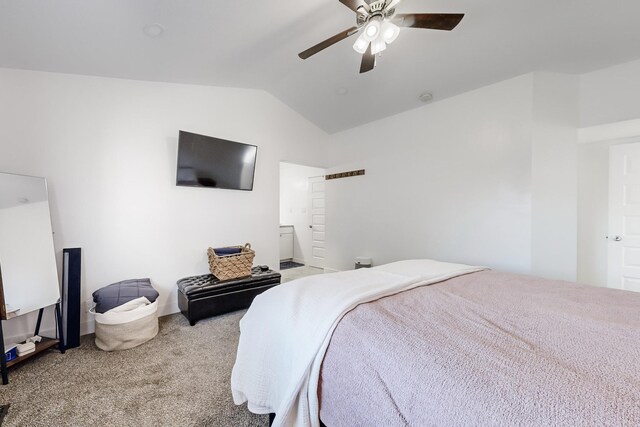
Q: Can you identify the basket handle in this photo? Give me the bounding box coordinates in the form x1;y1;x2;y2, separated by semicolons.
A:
244;243;251;250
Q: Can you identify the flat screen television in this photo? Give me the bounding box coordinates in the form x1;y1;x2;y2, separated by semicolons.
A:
176;131;258;191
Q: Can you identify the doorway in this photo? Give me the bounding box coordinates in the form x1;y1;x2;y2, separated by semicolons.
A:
279;162;326;277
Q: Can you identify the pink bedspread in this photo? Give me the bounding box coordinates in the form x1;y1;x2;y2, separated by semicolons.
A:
319;271;640;426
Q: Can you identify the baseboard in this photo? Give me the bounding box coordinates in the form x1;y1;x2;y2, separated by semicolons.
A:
4;300;182;344
293;257;306;265
323;267;341;273
159;300;180;318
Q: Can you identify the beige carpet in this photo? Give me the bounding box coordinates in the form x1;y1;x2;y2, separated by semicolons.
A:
0;311;268;427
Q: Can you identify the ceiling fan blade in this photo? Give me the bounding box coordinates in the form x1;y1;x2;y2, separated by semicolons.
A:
299;26;359;60
394;13;464;31
339;0;369;13
359;44;376;74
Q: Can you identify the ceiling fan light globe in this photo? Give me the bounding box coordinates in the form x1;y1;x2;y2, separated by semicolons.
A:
353;34;369;54
363;19;381;42
381;21;400;44
371;37;387;55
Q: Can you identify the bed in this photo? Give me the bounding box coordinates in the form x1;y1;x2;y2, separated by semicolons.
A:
231;260;640;426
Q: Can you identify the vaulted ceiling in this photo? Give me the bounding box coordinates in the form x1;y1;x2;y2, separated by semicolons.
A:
2;0;640;133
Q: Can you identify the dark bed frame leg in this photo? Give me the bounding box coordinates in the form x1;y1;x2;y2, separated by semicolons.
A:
268;413;326;426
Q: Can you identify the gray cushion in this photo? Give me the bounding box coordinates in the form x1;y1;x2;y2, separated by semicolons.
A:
93;279;159;314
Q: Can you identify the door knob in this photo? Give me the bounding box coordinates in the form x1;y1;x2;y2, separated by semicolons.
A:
606;235;622;241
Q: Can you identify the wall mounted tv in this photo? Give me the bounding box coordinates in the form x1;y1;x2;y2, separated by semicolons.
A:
176;131;258;191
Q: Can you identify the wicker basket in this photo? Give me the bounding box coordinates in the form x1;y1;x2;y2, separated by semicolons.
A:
207;243;255;281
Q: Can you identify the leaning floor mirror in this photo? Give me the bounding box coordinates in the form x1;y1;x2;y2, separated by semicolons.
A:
0;172;60;321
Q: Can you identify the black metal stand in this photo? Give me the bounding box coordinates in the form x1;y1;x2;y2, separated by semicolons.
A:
0;302;65;385
55;303;65;354
0;320;7;385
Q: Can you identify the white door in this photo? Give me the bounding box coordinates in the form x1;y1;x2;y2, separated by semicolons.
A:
308;177;326;269
608;142;640;292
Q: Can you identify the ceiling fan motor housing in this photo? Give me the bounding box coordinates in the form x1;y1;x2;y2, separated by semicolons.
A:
357;0;395;26
370;0;385;13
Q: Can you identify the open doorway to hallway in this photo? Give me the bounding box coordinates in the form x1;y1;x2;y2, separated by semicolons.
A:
279;162;326;281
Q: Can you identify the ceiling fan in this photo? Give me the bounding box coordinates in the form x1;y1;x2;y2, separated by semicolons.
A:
298;0;464;73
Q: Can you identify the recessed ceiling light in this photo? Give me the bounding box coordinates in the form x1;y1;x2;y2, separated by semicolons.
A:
143;23;165;38
336;87;349;96
419;92;434;103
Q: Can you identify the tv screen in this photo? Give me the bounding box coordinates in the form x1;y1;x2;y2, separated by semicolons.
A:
176;131;257;191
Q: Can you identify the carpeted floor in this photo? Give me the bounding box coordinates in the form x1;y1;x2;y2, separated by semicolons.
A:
0;311;268;427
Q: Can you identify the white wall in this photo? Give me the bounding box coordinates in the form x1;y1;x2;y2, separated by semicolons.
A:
324;73;580;279
0;68;328;341
279;162;325;265
531;73;579;281
580;58;640;128
325;75;536;273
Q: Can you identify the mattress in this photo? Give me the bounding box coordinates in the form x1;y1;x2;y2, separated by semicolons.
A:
319;270;640;426
231;259;484;426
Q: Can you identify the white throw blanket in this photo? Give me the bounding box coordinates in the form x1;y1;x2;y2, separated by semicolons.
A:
231;259;486;427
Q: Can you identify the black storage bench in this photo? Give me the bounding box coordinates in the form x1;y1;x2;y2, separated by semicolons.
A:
177;267;281;326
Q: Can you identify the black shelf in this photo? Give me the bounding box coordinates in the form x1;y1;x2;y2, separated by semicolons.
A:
6;337;60;368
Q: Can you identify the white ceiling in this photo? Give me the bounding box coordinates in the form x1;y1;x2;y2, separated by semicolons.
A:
1;0;640;133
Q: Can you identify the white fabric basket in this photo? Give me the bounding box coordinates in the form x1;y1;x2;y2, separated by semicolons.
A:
94;297;159;351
